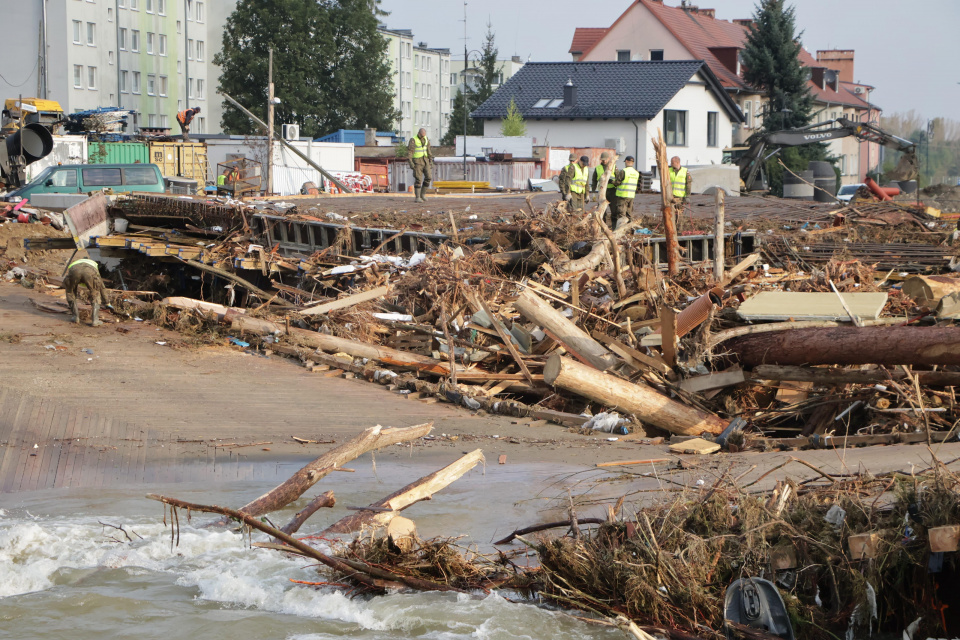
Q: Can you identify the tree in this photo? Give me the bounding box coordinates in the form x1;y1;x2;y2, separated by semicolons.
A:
740;0;831;195
214;0;398;138
500;98;526;136
440;24;501;145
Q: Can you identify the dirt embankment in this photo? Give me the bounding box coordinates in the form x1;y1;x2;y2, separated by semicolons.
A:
0;222;73;274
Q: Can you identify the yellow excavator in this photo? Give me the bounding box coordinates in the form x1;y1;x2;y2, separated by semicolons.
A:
0;98;61;189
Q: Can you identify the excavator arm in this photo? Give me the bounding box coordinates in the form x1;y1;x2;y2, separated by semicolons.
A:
739;117;918;191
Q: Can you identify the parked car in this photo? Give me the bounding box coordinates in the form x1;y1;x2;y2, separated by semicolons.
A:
836;182;866;203
5;163;165;201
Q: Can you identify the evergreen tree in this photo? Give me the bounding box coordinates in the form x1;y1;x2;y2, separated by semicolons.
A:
214;0;398;138
740;0;832;195
500;99;526;136
441;24;501;144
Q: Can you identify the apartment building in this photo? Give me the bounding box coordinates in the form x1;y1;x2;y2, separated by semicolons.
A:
4;0;233;135
380;27;452;142
449;56;526;97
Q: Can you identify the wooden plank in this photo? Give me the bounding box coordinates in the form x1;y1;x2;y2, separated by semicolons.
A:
678;369;747;394
9;397;42;493
299;285;390;316
54;407;80;489
28;399;56;491
661;307;677;368
669;437;721;455
591;331;672;375
737;291;888;322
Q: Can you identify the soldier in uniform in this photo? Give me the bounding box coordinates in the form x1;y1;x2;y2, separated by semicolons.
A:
64;257;111;327
407;128;433;202
612;156;641;229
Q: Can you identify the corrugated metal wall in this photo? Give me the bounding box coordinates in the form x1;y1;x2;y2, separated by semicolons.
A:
390;161;540;192
88;142;149;165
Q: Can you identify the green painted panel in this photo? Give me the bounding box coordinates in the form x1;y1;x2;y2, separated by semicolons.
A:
88;142;150;165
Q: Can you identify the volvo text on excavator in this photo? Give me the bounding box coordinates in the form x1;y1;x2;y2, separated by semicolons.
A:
737;117;919;192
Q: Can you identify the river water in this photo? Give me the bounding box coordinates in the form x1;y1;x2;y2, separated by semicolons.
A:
0;458;627;640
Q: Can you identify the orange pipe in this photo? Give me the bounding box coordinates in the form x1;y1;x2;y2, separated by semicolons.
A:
865;177;899;201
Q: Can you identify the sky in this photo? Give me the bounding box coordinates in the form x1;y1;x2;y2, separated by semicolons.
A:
379;0;960;121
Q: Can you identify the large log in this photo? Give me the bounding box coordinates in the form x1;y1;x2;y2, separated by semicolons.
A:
322;449;484;535
543;354;727;436
751;364;960;387
236;423;433;517
726;326;960;367
287;328;454;376
513;288;617;371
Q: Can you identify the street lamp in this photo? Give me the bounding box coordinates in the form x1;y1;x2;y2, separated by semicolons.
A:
460;50;482;178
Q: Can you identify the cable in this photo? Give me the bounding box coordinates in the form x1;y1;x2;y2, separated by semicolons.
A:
0;60;40;88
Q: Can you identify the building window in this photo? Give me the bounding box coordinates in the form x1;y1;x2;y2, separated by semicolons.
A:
707;112;718;147
617;50;630;62
426;57;431;72
147;32;154;54
118;28;126;50
196;1;204;22
108;51;114;65
176;20;181;34
194;117;204;133
177;60;182;73
120;70;129;93
130;0;138;9
187;39;194;60
159;75;167;96
158;0;165;14
159;34;167;56
119;0;125;6
107;8;113;21
196;78;204;99
414;54;419;69
449;72;457;85
742;100;752;128
73;65;83;88
73;21;81;44
664;109;686;146
132;71;141;94
87;66;97;89
650;49;664;61
131;30;140;52
87;22;96;46
160;114;168;128
186;0;192;19
196;41;204;61
188;77;194;98
147;74;156;95
148;114;157;127
146;0;153;12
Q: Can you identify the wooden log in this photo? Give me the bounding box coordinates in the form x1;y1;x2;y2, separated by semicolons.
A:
162;296;244;318
280;490;335;535
321;449;484;535
708;317;903;348
750;364;960;387
543;354;727;436
231;315;282;335
236;423;433;518
299;285;391;316
387;516;418;552
493;518;606;545
713;189;725;282
513;288;617;371
727;326;960;367
652;129;679;275
286;328;454;376
723;253;759;285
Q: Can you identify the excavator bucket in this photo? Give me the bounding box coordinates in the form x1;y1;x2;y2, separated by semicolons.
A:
888;149;919;181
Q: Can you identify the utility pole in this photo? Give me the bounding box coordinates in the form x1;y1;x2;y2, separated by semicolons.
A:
462;0;467;179
266;47;274;196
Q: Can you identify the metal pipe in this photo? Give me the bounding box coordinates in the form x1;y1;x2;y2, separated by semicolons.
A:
219;91;352;193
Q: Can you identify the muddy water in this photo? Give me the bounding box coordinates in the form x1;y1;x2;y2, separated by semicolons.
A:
0;459;628;640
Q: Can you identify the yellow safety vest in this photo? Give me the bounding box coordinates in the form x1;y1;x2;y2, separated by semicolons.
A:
69;258;99;271
412;136;429;159
570;164;586;194
595;165;613;188
668;166;688;198
615;167;640;199
217;174;226;186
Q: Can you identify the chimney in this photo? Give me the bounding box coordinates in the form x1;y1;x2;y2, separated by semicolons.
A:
810;67;826;90
563;79;577;108
733;18;755;29
699;8;716;18
816;49;855;84
512;55;521;63
364;127;376;146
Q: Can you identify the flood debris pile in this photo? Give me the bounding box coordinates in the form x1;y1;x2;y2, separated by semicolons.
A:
151;444;960;640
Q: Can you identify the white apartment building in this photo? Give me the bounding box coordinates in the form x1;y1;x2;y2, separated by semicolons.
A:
4;0;234;135
380;27;452;142
449;56;526;97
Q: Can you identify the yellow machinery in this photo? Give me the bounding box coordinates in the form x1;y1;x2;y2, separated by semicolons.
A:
1;98;66;135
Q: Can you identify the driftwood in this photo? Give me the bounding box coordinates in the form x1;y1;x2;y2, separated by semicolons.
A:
513;288;617;371
236;423;433;518
287;328;453;376
322;449;484;535
652;129;679;275
544;354;727;436
147;493;462;593
750;364;960;387
494;518;606;545
726;326;960;367
281;490;336;535
299;285;391;316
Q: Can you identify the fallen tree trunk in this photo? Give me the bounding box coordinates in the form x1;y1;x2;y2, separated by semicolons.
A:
751;364;960;387
236;423;433;517
287;328;453;376
322;449;485;535
514;288;617;371
708;317;903;348
727;326;960;367
543;354;727;436
280;490;336;535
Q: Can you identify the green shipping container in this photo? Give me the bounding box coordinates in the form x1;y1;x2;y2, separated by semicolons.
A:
88;142;150;165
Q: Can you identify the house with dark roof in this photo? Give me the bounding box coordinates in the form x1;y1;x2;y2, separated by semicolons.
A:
471;60;744;174
572;0;883;185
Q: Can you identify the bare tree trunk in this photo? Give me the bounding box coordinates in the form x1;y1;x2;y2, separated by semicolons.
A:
322;449;484;535
280;490;335;535
751;364;960;387
237;423;433;518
